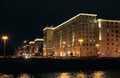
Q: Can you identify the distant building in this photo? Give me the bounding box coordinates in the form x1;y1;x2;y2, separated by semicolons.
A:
29;41;35;55
43;13;120;57
34;38;43;56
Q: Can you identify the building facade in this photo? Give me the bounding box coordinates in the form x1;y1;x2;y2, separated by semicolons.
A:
43;27;54;56
43;13;120;57
34;38;43;56
97;19;120;57
53;13;98;57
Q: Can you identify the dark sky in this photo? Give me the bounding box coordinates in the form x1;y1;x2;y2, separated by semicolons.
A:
0;0;120;48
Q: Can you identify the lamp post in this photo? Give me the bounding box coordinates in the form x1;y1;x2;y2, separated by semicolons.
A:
62;41;66;56
2;36;8;57
95;44;100;57
78;39;83;57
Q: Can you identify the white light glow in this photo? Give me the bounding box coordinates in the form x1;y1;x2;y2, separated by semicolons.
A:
34;38;43;41
43;26;54;31
29;41;35;44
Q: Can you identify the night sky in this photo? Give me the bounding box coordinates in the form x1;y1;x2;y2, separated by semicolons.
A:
0;0;120;48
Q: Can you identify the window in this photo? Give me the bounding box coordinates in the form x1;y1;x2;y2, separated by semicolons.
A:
116;30;118;33
107;25;109;27
111;34;114;36
115;22;118;24
115;26;118;28
106;21;109;24
111;30;114;32
116;35;119;37
107;29;110;32
87;48;88;50
116;39;118;41
112;43;114;45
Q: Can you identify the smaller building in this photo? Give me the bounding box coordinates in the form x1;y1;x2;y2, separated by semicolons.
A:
43;26;54;56
34;38;43;56
29;41;35;55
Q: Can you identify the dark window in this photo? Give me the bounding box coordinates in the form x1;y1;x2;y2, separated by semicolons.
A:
116;39;118;41
115;22;118;24
107;25;109;27
111;34;114;36
111;22;113;24
115;26;118;28
106;21;109;24
116;30;119;33
90;44;92;46
87;48;88;50
116;35;119;37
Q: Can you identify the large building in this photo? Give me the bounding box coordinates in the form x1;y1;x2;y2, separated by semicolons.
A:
43;13;120;57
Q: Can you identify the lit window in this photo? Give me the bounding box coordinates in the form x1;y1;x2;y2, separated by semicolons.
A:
107;29;110;32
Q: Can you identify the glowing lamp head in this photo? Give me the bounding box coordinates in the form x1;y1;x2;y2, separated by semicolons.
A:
62;41;66;45
2;36;8;40
95;44;100;47
78;39;83;43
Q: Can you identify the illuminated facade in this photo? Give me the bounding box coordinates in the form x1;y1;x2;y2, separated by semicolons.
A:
97;19;120;57
29;38;43;56
53;13;98;57
43;26;54;56
43;13;120;57
34;38;43;55
29;41;35;55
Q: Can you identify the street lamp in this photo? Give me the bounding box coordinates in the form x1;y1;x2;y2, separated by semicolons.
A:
62;41;66;56
78;39;83;57
2;36;8;57
95;44;100;57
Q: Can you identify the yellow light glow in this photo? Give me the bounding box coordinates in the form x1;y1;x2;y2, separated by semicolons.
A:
78;39;84;46
98;19;101;28
78;39;83;43
98;19;102;40
93;71;106;78
59;73;71;78
2;36;8;40
95;44;100;47
62;41;66;45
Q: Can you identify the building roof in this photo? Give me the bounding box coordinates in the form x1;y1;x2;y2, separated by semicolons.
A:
54;13;97;29
34;38;43;42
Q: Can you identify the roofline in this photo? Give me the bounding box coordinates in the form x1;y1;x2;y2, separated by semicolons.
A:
54;13;97;30
97;19;120;22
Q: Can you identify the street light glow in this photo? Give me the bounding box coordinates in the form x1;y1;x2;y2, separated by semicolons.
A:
62;41;66;45
78;39;83;45
2;35;8;57
95;44;100;48
2;36;8;40
78;39;83;42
